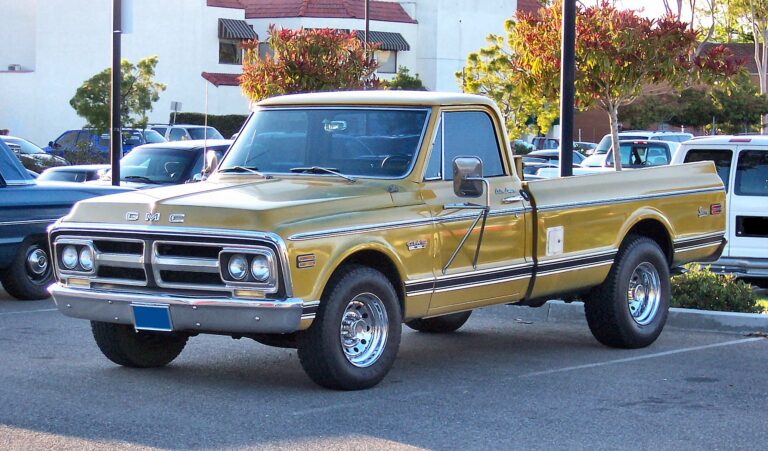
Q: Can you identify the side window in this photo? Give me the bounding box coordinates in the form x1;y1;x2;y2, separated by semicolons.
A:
57;131;78;148
443;111;504;180
424;122;442;180
735;150;768;197
169;128;187;141
684;148;733;192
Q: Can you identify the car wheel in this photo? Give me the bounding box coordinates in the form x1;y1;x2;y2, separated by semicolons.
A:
405;310;472;333
585;236;670;348
297;265;402;390
0;240;53;300
91;321;188;368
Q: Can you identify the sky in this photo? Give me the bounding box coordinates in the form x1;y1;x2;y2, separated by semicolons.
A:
604;0;692;19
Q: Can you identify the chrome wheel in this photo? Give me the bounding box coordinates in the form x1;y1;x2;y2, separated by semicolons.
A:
25;246;50;281
626;262;661;326
339;293;389;368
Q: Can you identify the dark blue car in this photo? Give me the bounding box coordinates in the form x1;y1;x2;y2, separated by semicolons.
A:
45;128;167;158
0;139;131;300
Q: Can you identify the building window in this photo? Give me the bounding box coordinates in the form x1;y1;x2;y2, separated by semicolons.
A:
219;39;243;65
375;50;397;74
258;42;273;59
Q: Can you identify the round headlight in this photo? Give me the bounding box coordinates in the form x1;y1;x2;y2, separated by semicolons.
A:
228;254;248;280
61;245;78;270
79;247;94;271
250;254;270;282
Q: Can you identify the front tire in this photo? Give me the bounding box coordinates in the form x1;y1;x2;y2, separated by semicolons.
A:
585;236;670;348
91;321;188;368
297;265;402;390
405;310;472;333
1;240;53;300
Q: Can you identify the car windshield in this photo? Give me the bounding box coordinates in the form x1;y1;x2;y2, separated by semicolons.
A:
3;137;45;155
120;147;196;183
188;127;224;140
143;130;166;143
221;107;430;178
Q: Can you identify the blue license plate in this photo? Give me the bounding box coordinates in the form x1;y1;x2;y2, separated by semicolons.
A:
131;303;172;332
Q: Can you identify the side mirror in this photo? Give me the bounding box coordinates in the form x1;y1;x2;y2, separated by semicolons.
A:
201;150;219;178
48;141;54;148
452;156;484;198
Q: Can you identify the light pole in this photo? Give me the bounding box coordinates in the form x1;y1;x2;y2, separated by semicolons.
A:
559;0;576;177
110;0;122;186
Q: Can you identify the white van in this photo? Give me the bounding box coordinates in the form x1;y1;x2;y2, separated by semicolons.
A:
671;135;768;277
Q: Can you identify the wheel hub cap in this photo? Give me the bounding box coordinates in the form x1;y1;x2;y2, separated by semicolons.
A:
339;293;388;368
26;248;48;276
627;262;661;326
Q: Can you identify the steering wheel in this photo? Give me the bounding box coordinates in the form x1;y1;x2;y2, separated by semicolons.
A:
380;155;411;173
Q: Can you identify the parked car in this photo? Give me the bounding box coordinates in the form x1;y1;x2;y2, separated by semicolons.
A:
95;140;232;188
592;131;692;156
574;141;597;154
0;139;131;300
527;149;586;165
45;128;166;157
582;140;678;169
38;164;110;183
152;124;224;142
1;136;69;169
513;139;535;152
531;136;559;150
672;135;768;277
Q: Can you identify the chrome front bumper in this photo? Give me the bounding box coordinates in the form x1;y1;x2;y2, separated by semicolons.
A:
49;284;309;334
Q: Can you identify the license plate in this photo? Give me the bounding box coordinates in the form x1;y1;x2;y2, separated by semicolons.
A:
131;303;172;332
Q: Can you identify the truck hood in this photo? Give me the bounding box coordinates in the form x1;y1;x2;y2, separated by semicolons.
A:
63;176;402;235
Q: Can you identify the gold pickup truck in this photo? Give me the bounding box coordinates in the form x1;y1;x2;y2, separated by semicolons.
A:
49;92;726;390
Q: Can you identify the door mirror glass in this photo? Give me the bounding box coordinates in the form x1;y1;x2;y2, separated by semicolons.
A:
452;156;484;198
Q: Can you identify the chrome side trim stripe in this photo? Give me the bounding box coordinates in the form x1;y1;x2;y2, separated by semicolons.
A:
289;207;531;241
536;187;723;212
0;218;57;226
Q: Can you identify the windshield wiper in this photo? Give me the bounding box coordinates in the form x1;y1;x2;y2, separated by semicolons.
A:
289;166;356;183
123;175;160;184
219;166;270;178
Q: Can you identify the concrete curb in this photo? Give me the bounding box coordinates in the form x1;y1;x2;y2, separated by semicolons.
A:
507;300;768;334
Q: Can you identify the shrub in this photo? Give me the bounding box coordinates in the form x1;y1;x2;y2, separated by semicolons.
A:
171;113;248;140
384;66;427;91
671;265;765;314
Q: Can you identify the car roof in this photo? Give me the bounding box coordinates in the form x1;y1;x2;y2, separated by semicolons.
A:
257;90;498;108
682;135;768;145
132;139;232;151
169;124;219;129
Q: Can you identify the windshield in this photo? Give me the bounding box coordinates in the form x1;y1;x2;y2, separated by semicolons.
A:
606;143;670;167
143;130;167;143
119;147;197;183
3;137;45;155
221;107;430;178
188;127;224;140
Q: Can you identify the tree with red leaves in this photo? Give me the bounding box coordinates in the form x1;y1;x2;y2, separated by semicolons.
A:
240;26;379;102
463;1;743;170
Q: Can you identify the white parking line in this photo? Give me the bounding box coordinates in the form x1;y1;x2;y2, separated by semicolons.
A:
519;337;764;378
0;308;58;316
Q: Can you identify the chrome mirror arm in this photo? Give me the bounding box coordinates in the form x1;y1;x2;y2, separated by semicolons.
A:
442;178;490;274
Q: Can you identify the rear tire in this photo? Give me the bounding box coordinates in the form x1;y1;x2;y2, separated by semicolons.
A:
91;321;188;368
585;236;670;348
405;310;472;333
1;240;53;301
297;265;402;390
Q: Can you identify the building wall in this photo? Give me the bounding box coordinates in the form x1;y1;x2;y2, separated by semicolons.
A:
0;0;250;145
0;0;37;71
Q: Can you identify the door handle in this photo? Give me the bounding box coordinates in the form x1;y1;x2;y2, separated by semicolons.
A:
502;196;523;204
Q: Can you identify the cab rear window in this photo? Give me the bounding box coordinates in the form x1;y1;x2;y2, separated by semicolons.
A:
683;148;732;192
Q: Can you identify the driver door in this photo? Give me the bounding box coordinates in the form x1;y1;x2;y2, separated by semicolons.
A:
421;109;531;315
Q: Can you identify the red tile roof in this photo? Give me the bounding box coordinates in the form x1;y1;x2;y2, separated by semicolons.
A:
209;0;416;24
202;72;241;87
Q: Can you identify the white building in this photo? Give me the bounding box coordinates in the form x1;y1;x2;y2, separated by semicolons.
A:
0;0;534;145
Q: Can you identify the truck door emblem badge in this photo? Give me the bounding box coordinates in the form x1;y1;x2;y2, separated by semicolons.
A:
407;240;427;251
126;212;139;221
169;214;185;223
145;212;161;222
697;207;709;217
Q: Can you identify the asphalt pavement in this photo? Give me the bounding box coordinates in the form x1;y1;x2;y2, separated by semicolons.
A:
1;286;766;450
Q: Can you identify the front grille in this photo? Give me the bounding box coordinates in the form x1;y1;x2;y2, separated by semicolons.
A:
53;231;283;296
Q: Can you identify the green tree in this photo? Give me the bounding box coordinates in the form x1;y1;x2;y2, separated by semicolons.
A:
69;56;166;132
385;66;426;90
240;26;379;102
